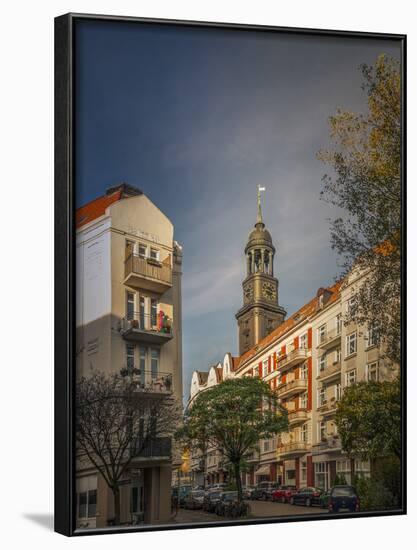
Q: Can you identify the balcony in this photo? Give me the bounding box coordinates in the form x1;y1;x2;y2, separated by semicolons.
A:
121;368;173;395
313;435;341;453
317;361;341;382
120;312;173;345
317;328;341;350
277;378;307;398
277;441;308;458
124;253;172;293
318;399;339;417
130;437;171;461
277;348;309;371
288;409;308;425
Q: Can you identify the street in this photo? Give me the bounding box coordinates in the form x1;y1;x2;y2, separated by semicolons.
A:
173;500;327;524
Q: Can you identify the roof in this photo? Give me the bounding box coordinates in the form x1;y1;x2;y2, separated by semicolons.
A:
76;183;142;229
236;280;342;370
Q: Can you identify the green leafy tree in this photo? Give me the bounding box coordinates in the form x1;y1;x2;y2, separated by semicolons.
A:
318;54;401;363
335;378;401;460
181;378;288;503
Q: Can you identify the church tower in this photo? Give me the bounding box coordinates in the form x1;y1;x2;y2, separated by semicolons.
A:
236;186;286;355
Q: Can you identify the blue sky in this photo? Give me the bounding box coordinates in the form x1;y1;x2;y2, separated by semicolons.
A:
75;20;400;400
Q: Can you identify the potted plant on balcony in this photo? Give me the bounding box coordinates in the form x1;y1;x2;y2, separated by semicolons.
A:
120;367;129;377
131;319;139;329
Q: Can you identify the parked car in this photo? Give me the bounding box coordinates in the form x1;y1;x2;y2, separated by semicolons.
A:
328;485;360;513
251;482;280;500
183;490;205;510
215;491;239;515
242;485;257;500
203;490;222;513
271;485;297;503
290;487;323;506
210;483;227;491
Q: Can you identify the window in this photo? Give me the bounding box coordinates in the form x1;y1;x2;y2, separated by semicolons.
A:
301;423;309;443
318;324;326;344
355;459;371;479
336;460;351;484
301;461;307;481
335;383;342;401
139;296;146;329
151;348;159;379
299;332;307;349
346;296;358;316
317;354;326;374
131;487;139;514
139;348;146;382
300;392;308;409
300;364;308;380
253;366;259;378
138;243;147;259
150;248;160;261
336;313;342;334
345;332;357;357
318;421;326;441
151;298;158;327
334;348;341;364
318;387;327;407
126;292;135;320
318;294;324;308
263;440;270;452
315;462;327;490
345;369;357;386
366;326;379;348
126;343;135;370
367;362;379;381
78;489;97;519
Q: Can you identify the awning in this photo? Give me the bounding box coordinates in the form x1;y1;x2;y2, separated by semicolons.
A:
255;465;270;476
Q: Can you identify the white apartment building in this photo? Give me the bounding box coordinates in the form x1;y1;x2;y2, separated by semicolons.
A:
75;183;183;528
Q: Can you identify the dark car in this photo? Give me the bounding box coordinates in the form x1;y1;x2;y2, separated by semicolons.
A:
328;485;360;513
215;491;239;515
271;485;297;503
251;482;280;500
183;490;205;510
203;490;222;513
290;487;323;506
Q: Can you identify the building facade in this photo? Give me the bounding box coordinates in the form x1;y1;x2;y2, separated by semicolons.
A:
75;183;183;528
188;193;397;491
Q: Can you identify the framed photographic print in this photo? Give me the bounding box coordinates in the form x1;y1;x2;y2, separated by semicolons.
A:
55;13;406;536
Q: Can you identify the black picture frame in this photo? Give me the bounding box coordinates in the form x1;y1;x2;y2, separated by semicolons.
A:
54;13;407;536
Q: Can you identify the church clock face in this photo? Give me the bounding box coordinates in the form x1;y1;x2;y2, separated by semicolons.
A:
244;282;254;303
262;281;277;301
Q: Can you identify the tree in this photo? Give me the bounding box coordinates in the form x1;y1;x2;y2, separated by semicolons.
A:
318;55;401;363
335;378;401;461
76;370;181;525
180;378;288;503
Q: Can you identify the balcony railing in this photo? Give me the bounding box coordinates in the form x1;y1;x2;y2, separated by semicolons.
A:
277;348;308;371
317;328;342;349
124;253;172;292
317;361;341;381
121;312;173;345
130;437;172;459
276;378;307;398
120;368;173;394
317;399;339;416
277;441;308;457
288;409;308;425
313;435;341;453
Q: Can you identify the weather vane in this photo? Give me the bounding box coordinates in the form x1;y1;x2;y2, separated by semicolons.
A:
257;185;266;224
